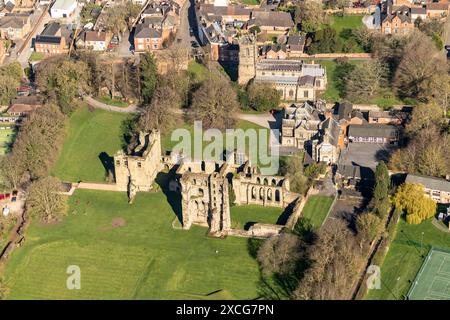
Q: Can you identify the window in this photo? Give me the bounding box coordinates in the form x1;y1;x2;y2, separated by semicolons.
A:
304;90;309;98
137;162;142;168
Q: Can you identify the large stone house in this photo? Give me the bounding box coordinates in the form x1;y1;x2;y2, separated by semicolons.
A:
253;59;327;102
381;7;414;35
281;102;324;149
247;11;294;34
405;174;450;204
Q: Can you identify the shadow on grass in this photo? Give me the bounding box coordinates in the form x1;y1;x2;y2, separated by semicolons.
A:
155;169;183;224
98;152;115;179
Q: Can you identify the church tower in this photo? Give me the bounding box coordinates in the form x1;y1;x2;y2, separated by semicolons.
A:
238;35;257;86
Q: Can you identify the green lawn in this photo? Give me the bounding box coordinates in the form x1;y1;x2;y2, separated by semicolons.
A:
241;0;259;5
301;195;335;229
51;106;132;183
366;218;450;300
2;190;260;299
28;52;44;62
0;127;15;155
187;61;209;84
329;15;364;34
230;205;284;229
162;120;271;168
318;59;402;107
95;96;129;108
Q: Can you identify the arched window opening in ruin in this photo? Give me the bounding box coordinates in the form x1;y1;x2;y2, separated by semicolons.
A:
267;188;272;201
275;190;280;202
198;188;204;197
188;167;192;172
264;178;268;185
256;177;261;184
193;179;197;185
259;188;264;200
271;178;277;186
201;161;206;171
251;187;256;200
137;162;142;168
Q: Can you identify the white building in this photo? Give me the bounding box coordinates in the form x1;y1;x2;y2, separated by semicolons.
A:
50;0;77;19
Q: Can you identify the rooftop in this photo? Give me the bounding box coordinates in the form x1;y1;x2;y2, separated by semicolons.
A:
405;174;450;193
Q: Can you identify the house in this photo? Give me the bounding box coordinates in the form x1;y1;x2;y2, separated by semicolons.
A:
381;7;414;34
281;102;324;148
7;96;44;117
426;2;449;19
334;102;367;148
84;31;108;51
405;174;450;204
312;117;340;164
0;2;15;17
410;6;427;21
348;124;400;144
261;44;287;59
35;22;67;55
254;59;327;102
286;35;305;56
248;11;294;34
198;4;251;24
134;24;163;51
50;0;77;19
0;13;31;39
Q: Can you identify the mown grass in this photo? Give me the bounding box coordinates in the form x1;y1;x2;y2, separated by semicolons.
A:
3;190;260;299
301;195;335;229
366;218;450;300
95;96;128;108
230;205;283;229
0;127;15;155
51;106;132;183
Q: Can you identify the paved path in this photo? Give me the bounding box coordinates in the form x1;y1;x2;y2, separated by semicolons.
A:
84;95;142;113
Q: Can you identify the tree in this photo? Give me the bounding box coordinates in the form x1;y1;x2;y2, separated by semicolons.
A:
394;32;447;102
138;85;181;134
189;73;239;130
247;82;281;112
140;52;158;104
11;104;66;180
279;153;309;195
26;176;68;223
308;27;341;54
0;61;23;105
356;212;383;248
293;220;364;300
372;161;390;202
390;126;450;178
257;233;301;275
295;2;328;33
351;26;373;52
0;153;25;190
406;103;445;137
394;183;437;224
36;57;90;114
344;59;386;102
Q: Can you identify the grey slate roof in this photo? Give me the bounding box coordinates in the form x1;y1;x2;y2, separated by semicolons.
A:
249;11;294;28
348;124;399;138
405;174;450;193
134;24;162;39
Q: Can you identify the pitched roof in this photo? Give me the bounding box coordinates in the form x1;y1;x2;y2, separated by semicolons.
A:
85;31;106;42
134;24;162;39
405;174;450;193
337;102;353;121
249;11;294;28
426;3;449;10
41;22;61;36
287;35;305;46
52;0;77;11
0;14;29;29
36;35;62;44
348;124;399;138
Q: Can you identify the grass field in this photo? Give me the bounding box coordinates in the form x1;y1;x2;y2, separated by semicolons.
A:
230;205;284;229
367;218;450;300
51;106;131;183
301;195;335;229
407;248;450;300
0;127;15;155
3;189;260;299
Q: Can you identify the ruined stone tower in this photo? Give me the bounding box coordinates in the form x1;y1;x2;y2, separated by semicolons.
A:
114;130;162;202
238;35;257;86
